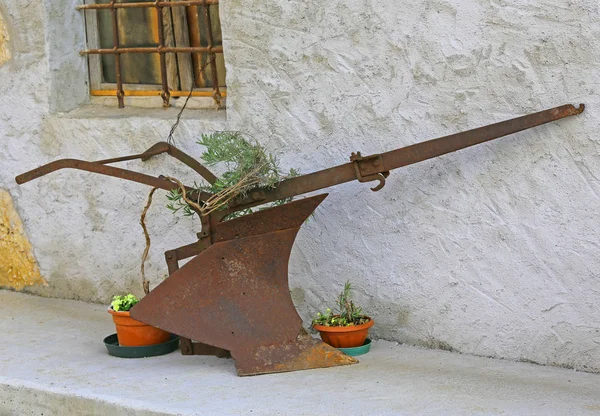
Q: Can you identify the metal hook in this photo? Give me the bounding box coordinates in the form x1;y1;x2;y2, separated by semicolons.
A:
368;173;387;191
350;152;389;192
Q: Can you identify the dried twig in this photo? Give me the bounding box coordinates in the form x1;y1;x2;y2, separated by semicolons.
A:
140;187;158;294
164;166;264;217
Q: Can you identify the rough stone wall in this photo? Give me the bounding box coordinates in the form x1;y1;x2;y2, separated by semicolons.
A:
0;0;598;372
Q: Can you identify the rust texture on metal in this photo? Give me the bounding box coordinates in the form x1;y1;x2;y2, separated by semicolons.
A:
164;237;230;359
131;194;356;375
78;0;223;108
15;104;584;375
133;196;329;348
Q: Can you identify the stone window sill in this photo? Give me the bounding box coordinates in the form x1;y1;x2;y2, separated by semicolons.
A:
60;99;227;123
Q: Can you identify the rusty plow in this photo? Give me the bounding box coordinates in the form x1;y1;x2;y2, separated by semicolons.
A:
16;104;584;375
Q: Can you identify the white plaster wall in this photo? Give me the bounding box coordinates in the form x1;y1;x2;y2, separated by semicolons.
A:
0;0;228;300
0;0;598;372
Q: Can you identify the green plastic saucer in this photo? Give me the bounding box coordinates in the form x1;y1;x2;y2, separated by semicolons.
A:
337;338;372;356
103;334;179;358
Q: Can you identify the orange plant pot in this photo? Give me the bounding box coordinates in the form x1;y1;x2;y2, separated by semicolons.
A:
313;317;374;348
108;308;171;347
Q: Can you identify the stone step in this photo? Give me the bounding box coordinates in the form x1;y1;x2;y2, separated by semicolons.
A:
1;290;599;416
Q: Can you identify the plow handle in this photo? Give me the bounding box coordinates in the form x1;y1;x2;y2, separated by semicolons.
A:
15;142;217;200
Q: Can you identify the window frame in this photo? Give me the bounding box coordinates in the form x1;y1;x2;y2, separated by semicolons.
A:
80;0;225;109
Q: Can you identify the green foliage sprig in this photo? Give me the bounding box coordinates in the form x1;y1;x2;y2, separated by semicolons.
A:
312;281;369;327
166;131;299;219
111;294;139;312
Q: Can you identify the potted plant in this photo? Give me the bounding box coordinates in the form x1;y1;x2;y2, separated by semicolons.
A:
108;294;171;347
312;281;374;349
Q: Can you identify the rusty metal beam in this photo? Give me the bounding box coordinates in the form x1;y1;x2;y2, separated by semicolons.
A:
220;103;585;218
80;46;223;55
89;89;227;97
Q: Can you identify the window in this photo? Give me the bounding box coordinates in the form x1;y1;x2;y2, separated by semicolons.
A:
79;0;225;108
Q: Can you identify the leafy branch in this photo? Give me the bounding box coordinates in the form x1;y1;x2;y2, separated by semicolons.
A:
166;131;299;219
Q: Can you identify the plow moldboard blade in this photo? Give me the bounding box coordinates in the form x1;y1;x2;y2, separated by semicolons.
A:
131;194;357;375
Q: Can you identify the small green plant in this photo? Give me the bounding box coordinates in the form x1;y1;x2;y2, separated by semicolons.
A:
166;131;299;219
110;294;140;312
312;281;369;327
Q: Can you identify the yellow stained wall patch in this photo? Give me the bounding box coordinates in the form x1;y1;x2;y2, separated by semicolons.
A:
0;189;46;289
0;11;10;66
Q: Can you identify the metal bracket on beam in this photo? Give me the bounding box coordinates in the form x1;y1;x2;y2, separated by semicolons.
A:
350;152;390;192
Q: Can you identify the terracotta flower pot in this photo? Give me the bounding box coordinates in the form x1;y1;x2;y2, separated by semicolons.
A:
313;317;374;348
108;308;170;347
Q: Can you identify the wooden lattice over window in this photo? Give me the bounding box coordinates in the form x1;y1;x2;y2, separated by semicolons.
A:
78;0;225;108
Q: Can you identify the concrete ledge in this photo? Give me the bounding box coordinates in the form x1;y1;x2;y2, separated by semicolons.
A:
1;290;599;416
0;379;170;416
